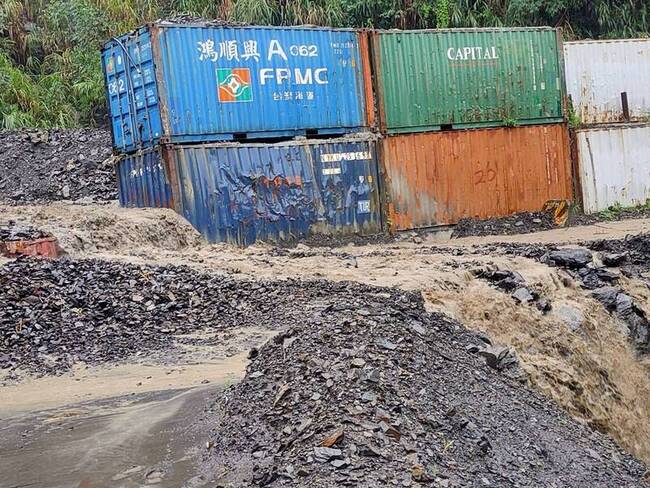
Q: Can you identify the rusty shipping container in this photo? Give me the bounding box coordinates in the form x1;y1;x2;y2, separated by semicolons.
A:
576;123;650;213
564;39;650;124
380;124;573;230
117;136;383;246
102;24;374;153
372;28;565;133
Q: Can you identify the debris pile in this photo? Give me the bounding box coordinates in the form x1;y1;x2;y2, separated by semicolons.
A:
204;283;647;487
476;239;650;353
452;211;556;238
0;221;51;241
587;234;650;279
0;257;305;375
0;129;116;203
472;267;551;313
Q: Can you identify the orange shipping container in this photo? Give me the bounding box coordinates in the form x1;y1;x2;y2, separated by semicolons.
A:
380;124;573;231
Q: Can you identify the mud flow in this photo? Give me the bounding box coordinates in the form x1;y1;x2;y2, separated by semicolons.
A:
1;327;272;488
2;387;213;488
2;200;650;486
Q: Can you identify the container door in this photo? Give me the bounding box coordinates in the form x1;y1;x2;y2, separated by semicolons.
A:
309;141;383;235
103;28;163;152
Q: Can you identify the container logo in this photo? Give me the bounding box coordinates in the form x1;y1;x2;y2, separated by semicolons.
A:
447;46;499;63
217;68;252;103
106;57;115;74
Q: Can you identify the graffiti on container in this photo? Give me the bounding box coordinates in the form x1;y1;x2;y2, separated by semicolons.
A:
321;174;373;224
217;166;314;229
474;161;497;185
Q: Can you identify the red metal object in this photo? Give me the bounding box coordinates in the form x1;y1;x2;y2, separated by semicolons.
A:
380;124;574;231
0;238;61;258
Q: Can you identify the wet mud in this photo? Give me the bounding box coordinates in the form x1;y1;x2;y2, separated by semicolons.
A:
3;203;650;486
1;386;215;488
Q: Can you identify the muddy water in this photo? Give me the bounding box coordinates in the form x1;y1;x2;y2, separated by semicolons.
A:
0;328;274;488
3;202;650;468
1;387;214;488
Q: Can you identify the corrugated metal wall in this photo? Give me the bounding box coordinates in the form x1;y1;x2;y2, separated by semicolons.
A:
576;124;650;213
373;28;565;133
103;25;372;152
167;138;383;245
117;148;174;209
381;124;573;230
565;39;650;124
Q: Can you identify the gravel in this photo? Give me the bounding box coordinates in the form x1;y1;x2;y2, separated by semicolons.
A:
0;129;117;203
202;280;647;487
0;221;51;241
452;208;650;239
1;253;648;486
0;257;306;375
452;211;557;238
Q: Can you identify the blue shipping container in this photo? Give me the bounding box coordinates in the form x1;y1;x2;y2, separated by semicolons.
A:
117;148;174;209
117;137;383;246
102;23;373;153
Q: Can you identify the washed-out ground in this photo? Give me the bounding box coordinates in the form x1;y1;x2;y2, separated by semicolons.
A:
2;201;650;486
2;127;650;487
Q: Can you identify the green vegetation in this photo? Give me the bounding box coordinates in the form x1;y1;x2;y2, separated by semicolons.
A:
1;0;648;128
597;201;650;221
566;99;581;128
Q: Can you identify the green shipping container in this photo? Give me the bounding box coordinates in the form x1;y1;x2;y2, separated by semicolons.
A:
372;28;565;133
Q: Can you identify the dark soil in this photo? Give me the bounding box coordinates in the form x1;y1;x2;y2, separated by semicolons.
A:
202;280;647;487
0;221;51;241
0;129;117;203
453;211;556;238
452;208;650;239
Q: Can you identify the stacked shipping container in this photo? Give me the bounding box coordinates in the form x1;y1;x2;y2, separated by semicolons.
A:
119;137;383;245
565;39;650;213
111;24;650;244
103;24;374;151
106;23;382;244
372;28;573;229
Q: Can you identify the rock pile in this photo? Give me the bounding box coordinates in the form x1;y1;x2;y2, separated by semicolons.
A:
204;283;647;487
452;211;556;238
475;239;650;353
0;221;51;241
587;234;650;279
0;257;307;375
0;129;117;203
1;255;648;485
472;267;551;314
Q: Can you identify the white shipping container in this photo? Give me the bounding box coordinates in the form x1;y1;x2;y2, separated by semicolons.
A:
565;39;650;124
576;124;650;213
